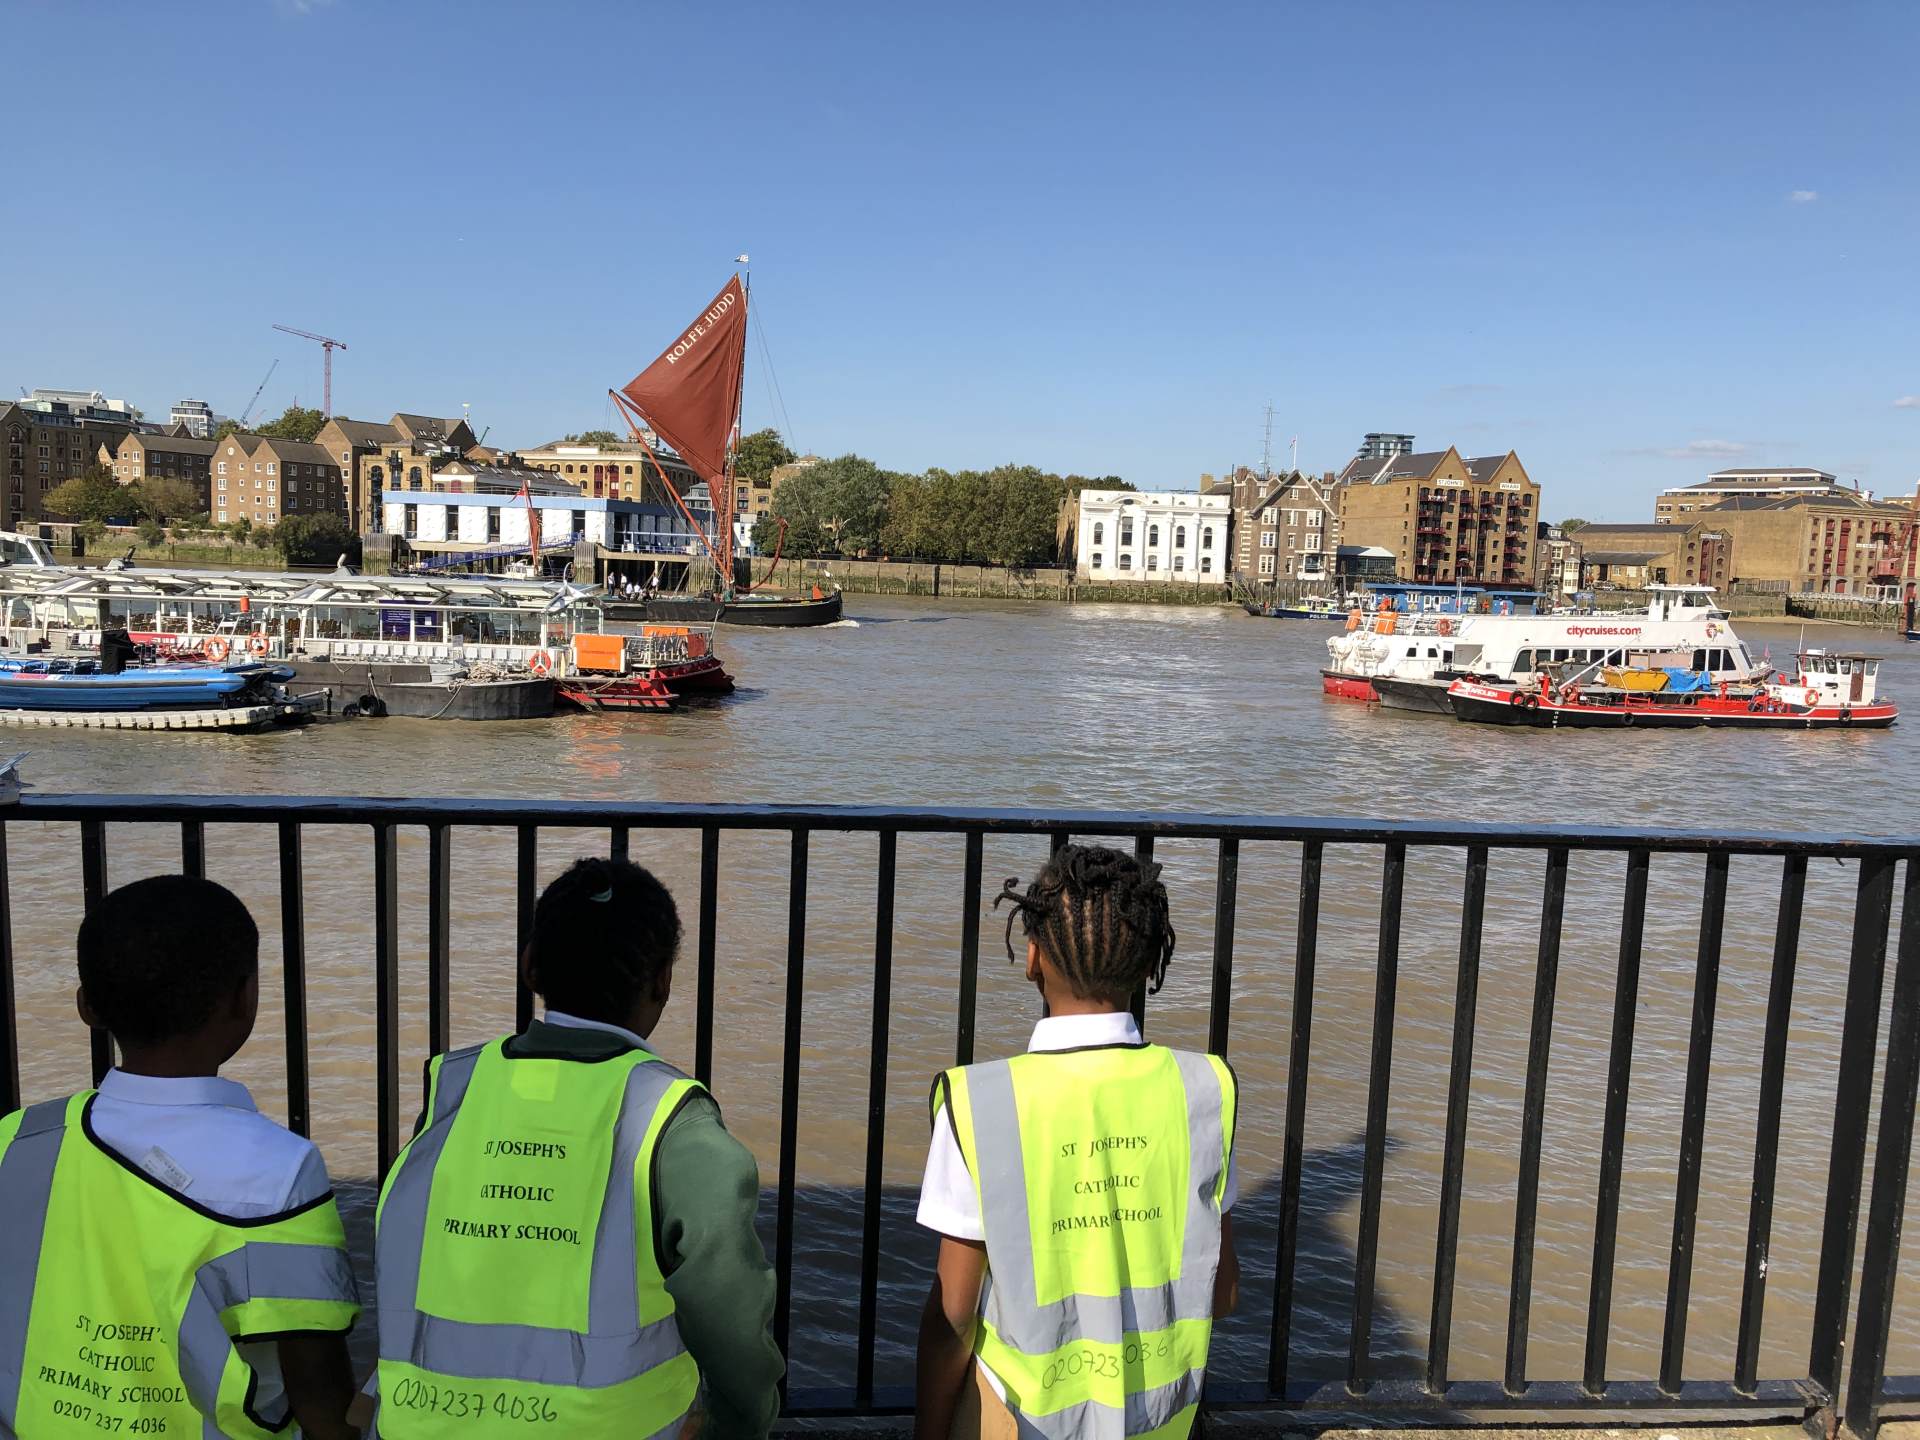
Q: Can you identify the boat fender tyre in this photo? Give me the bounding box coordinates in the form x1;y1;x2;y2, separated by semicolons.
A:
204;637;231;662
359;694;387;718
1841;708;1852;725
1748;698;1761;713
342;703;361;719
1621;711;1633;727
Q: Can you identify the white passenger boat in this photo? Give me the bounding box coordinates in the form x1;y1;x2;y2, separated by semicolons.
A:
1325;585;1768;713
0;545;731;719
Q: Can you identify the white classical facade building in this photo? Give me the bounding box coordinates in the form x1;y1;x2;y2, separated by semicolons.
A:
1075;489;1230;583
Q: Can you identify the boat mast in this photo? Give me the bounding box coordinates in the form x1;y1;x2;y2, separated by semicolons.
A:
720;260;750;596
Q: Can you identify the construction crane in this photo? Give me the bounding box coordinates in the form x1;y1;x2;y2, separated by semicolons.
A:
271;324;347;416
237;359;279;426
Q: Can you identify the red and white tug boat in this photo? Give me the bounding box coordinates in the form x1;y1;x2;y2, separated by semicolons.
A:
553;625;733;714
1446;649;1898;730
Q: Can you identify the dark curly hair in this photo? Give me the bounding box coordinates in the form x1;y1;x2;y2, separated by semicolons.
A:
527;857;681;1022
78;876;259;1046
993;843;1175;1006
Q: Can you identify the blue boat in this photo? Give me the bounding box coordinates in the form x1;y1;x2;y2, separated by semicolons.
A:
0;658;289;712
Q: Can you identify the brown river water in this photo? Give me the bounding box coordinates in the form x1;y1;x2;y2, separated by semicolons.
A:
5;596;1917;1399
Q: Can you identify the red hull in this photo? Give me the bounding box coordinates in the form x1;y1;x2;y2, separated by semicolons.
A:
1321;670;1379;702
652;655;734;695
557;677;677;712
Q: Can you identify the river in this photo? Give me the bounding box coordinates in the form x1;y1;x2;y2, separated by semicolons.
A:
6;596;1916;1398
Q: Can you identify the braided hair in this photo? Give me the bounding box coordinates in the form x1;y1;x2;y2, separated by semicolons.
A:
526;857;681;1023
993;843;1175;1006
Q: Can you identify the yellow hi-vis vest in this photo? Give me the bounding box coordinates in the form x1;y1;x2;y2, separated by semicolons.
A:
0;1092;360;1440
935;1044;1236;1440
375;1038;703;1438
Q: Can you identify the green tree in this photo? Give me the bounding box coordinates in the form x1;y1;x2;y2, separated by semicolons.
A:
757;453;894;556
213;418;246;441
44;468;137;524
1061;474;1135;494
564;429;623;446
271;513;360;567
136;519;165;547
735;428;796;485
136;475;202;522
253;405;326;443
1561;518;1588;532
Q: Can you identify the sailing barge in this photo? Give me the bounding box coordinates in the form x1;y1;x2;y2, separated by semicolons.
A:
606;272;845;627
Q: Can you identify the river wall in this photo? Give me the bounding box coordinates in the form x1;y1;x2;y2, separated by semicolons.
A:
749;556;1237;606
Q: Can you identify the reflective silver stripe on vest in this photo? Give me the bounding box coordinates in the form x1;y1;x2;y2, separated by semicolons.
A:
0;1099;70;1433
966;1050;1227;1357
378;1048;691;1388
1017;1362;1205;1440
375;1043;486;1355
196;1243;359;1320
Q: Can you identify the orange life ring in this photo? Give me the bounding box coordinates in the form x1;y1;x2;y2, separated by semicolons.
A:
528;649;553;677
203;637;231;662
1436;617;1454;637
247;634;271;658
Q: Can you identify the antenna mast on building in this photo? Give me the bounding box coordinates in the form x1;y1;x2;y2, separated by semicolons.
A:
1261;403;1275;480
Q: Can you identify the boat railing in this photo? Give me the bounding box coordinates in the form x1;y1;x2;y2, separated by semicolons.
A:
2;797;1915;1433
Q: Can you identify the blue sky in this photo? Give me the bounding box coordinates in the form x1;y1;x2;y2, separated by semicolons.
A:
3;0;1915;517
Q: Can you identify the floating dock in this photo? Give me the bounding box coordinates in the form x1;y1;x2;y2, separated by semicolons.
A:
0;694;326;732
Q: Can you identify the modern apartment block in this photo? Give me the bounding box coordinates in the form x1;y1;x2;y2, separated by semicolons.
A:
169;399;222;439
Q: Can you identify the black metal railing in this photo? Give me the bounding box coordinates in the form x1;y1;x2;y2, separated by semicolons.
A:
0;795;1914;1438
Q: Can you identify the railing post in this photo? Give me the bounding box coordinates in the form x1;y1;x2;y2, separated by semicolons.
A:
80;819;112;1083
372;822;401;1181
1842;854;1920;1440
695;826;718;1086
1585;846;1651;1396
1207;837;1239;1055
956;831;982;1065
514;825;537;1034
773;828;810;1387
1428;843;1488;1394
1809;856;1897;1405
427;824;451;1058
0;822;15;1115
277;822;310;1138
855;830;897;1408
1269;839;1321;1396
1348;841;1405;1396
1735;852;1808;1395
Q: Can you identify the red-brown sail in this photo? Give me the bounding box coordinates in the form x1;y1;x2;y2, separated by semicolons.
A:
619;276;747;489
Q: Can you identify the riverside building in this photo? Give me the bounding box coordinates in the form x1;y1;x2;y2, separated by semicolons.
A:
1210;466;1338;584
1074;489;1229;584
1654;467;1844;522
1334;442;1540;587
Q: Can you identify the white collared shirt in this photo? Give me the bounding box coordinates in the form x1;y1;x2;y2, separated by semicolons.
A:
89;1069;329;1219
915;1011;1237;1242
543;1009;652;1051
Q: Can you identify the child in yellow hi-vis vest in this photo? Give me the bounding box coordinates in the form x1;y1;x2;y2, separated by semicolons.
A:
0;875;361;1440
915;844;1239;1440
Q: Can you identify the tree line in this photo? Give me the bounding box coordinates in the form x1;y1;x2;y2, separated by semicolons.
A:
738;430;1129;567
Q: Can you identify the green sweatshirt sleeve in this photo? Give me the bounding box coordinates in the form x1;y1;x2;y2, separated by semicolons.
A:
651;1095;784;1439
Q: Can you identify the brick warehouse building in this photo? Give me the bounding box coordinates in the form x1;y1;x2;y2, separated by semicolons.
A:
1;400;135;530
1334;443;1540;587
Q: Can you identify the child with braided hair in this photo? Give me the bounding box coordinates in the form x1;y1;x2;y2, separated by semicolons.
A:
915;844;1240;1439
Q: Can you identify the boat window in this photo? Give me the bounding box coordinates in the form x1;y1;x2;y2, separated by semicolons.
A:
1692;649;1708;671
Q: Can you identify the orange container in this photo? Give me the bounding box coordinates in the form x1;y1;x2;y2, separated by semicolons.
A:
572;633;627;674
